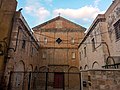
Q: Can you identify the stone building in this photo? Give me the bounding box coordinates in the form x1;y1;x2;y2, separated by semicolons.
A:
4;11;40;89
105;0;120;68
1;0;120;89
78;0;120;70
33;16;86;89
0;0;40;89
33;16;86;70
0;0;17;88
78;14;107;69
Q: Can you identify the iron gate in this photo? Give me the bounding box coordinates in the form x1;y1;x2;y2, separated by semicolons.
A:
7;71;81;90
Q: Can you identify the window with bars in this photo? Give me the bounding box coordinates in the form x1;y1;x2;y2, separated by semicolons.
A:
114;19;120;40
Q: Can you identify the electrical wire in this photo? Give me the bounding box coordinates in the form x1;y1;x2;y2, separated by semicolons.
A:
34;30;112;41
34;32;83;41
13;38;115;48
11;38;80;47
11;28;116;47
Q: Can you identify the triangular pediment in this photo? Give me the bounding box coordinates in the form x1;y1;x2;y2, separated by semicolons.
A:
33;16;86;31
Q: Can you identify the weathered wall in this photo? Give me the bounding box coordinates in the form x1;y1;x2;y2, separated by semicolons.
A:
81;69;120;90
0;0;17;88
79;15;107;70
79;0;120;70
3;12;40;89
33;16;86;69
105;0;120;57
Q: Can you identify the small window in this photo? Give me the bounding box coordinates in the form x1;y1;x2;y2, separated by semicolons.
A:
71;38;75;44
72;52;76;59
114;19;120;40
42;51;46;59
92;38;95;51
79;52;81;61
44;37;47;44
84;47;86;57
22;40;26;49
56;38;62;44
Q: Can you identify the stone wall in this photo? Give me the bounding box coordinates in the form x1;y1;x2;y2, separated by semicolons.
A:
81;69;120;90
33;16;85;68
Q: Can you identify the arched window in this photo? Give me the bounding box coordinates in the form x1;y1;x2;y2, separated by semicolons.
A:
84;65;89;70
92;61;99;69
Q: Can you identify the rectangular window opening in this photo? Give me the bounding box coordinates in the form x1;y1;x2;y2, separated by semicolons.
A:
84;47;87;57
72;52;76;59
92;38;95;51
22;40;26;49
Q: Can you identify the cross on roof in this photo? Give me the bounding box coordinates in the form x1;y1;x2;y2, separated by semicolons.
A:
58;13;61;16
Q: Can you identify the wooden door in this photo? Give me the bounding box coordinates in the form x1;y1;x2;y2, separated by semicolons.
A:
54;73;64;88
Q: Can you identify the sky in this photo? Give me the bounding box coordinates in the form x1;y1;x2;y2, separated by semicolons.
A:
16;0;113;29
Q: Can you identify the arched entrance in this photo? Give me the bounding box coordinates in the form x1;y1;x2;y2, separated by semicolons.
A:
24;64;33;90
32;66;38;89
68;66;80;89
13;61;25;90
53;67;64;89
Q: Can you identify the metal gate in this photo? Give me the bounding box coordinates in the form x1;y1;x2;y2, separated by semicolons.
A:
7;72;81;90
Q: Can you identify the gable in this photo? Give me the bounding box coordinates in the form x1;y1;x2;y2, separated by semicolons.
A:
32;16;86;31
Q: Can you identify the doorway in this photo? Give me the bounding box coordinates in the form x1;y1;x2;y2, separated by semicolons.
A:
54;72;64;89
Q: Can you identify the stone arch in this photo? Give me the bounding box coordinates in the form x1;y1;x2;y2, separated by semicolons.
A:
39;66;49;72
68;66;80;89
32;66;38;90
84;65;89;70
106;56;116;68
92;61;100;69
14;60;25;71
13;60;25;89
27;64;33;72
53;67;63;72
36;66;49;89
68;66;79;72
24;64;33;90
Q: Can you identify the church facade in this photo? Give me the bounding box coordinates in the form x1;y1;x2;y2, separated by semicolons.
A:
33;16;86;72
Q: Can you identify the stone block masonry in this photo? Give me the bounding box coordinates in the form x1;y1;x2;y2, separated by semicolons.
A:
81;69;120;90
